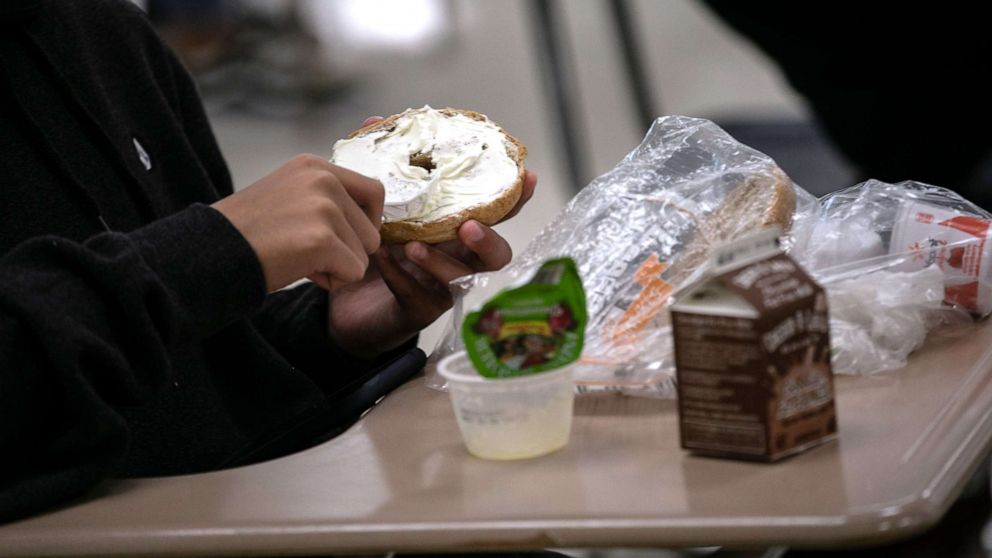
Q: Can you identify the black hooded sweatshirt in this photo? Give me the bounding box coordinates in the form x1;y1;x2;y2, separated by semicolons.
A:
0;0;423;523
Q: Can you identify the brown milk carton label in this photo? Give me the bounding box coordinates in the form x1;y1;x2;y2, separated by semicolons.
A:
759;290;836;459
672;312;769;456
671;231;836;461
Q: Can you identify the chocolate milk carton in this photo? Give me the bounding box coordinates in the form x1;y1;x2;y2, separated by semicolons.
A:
671;228;836;461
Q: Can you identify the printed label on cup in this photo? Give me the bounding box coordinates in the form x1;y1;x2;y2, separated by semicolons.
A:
890;199;992;315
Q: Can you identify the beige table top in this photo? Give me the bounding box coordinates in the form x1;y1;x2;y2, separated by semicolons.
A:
3;322;992;556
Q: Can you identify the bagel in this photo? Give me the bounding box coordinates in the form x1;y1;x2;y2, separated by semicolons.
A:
331;106;527;244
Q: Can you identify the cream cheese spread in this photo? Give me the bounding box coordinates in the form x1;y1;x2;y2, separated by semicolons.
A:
331;106;518;223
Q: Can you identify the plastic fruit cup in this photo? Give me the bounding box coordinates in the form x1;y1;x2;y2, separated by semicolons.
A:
438;351;575;460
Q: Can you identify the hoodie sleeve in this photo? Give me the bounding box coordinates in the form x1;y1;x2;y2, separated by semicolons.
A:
251;283;420;398
0;203;266;522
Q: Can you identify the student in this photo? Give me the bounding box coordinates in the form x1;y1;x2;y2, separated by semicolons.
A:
704;1;992;208
0;0;535;522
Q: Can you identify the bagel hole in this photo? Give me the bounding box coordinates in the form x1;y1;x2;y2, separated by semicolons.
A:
409;152;436;173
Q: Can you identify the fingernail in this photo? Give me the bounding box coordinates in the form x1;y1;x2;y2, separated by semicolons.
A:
464;221;484;243
408;242;428;261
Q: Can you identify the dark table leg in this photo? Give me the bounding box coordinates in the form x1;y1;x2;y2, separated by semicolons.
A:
527;0;590;191
608;0;660;130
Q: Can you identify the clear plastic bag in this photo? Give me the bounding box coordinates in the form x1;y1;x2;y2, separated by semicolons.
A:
425;116;816;397
791;180;992;374
823;266;947;373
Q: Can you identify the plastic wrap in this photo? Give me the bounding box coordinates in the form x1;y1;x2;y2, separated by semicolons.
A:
426;116;816;397
824;266;946;373
792;180;992;374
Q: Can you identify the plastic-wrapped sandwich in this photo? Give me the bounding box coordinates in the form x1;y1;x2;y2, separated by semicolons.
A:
427;115;818;397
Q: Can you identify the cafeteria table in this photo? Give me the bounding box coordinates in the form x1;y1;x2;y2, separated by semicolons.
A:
3;321;992;557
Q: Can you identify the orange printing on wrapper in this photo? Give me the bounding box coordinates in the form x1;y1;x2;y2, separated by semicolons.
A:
607;253;676;346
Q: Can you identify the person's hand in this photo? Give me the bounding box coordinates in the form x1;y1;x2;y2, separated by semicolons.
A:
212;154;384;292
327;211;533;357
327;117;536;357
